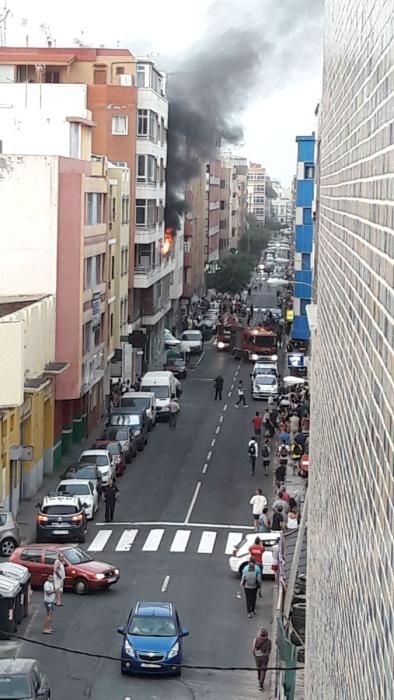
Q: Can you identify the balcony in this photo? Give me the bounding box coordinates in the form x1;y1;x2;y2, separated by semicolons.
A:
135;224;163;245
134;256;175;289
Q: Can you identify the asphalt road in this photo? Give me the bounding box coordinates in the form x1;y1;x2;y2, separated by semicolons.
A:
5;284;278;700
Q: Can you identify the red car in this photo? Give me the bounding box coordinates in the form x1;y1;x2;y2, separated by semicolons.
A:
10;544;120;595
92;440;126;476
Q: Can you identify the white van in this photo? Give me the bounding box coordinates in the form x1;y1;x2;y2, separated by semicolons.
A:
120;391;156;430
140;371;180;420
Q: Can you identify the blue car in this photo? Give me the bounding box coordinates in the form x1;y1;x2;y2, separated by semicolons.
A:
117;601;189;676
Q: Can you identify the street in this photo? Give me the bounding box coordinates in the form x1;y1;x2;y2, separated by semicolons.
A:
4;286;278;700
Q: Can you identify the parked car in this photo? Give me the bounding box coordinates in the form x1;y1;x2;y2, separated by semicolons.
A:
120;391;156;430
117;601;189;676
108;409;148;450
0;658;50;699
10;544;119;595
252;374;279;400
100;427;137;462
180;330;203;354
35;494;88;544
0;508;20;557
164;328;181;349
228;532;281;577
92;440;126;476
140;371;181;420
56;479;98;520
78;449;114;485
61;462;103;500
163;357;187;379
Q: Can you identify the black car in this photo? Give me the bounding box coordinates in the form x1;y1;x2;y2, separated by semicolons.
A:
35;494;88;544
61;462;103;499
108;408;148;451
163;357;187;379
100;427;138;462
0;658;50;699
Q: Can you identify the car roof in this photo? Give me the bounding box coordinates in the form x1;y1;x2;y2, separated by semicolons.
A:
182;330;201;335
135;602;174;617
57;479;91;487
111;407;144;415
42;494;80;505
65;462;96;470
122;391;154;398
80;449;110;455
0;658;37;674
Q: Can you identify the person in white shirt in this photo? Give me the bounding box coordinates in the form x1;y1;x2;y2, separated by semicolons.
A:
250;488;267;530
43;574;55;634
235;380;248;408
53;553;66;606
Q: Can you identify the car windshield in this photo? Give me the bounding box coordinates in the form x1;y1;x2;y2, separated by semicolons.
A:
129;615;176;637
256;376;276;385
168;359;184;367
80;455;109;466
142;385;169;399
70;466;96;480
43;505;78;515
0;675;32;698
252;335;274;348
182;333;201;341
255;367;276;376
121;396;149;409
106;443;121;455
63;547;92;565
58;483;90;496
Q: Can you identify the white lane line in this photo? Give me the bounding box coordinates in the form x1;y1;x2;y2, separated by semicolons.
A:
231;383;235;390
202;463;208;474
215;425;220;434
225;532;243;554
219;415;224;423
170;529;191;552
211;438;216;447
223;403;228;411
161;575;170;592
228;391;232;397
207;450;212;461
88;530;112;551
96;521;253;530
197;530;217;554
142;528;165;551
184;481;202;524
115;529;138;551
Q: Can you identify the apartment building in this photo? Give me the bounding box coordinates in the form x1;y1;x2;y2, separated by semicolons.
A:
247;162;266;223
219;162;232;257
206;160;221;271
306;1;394;698
270;180;293;227
183;171;206;301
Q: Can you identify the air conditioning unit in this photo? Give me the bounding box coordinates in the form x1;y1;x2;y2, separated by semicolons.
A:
120;74;133;86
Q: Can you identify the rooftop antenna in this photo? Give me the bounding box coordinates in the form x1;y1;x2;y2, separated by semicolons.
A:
40;22;53;47
0;1;10;47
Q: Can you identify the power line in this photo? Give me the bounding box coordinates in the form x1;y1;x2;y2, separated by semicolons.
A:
8;633;304;672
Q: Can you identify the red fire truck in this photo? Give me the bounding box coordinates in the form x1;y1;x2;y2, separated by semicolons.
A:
216;315;239;351
230;324;278;361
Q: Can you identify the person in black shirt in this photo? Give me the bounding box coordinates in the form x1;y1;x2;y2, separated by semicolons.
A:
213;375;224;400
104;480;119;523
272;505;285;532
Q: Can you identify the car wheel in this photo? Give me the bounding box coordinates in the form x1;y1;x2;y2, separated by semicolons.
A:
74;577;89;595
0;538;17;557
121;664;128;675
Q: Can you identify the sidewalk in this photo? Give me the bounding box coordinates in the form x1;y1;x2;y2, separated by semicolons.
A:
17;417;107;546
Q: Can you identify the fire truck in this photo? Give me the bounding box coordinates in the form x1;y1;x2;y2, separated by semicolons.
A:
230;324;278;361
216;315;239;351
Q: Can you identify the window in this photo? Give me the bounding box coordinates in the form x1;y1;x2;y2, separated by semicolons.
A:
121;196;130;224
302;253;311;269
112;116;128;135
69;123;80;158
137;109;148;136
135;199;156;227
137;154;146;180
44;551;58;565
304;163;314;179
111;256;115;280
303;207;312;225
46;70;60;83
84;321;93;354
116;66;125;75
20;548;42;563
137;64;146;87
110;313;114;337
85;193;103;225
300;299;309;315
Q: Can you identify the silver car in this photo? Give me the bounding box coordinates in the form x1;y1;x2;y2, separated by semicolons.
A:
0;509;20;557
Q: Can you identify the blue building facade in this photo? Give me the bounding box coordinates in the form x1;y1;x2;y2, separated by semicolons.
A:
292;134;315;341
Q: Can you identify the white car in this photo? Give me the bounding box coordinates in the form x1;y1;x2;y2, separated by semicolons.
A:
252;374;279;400
228;532;281;577
56;479;98;520
79;449;114;486
164;328;181;348
181;330;203;354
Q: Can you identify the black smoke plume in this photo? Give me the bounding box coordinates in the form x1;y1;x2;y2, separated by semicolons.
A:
165;0;323;229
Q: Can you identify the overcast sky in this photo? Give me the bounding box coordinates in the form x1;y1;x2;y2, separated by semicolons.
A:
3;0;323;186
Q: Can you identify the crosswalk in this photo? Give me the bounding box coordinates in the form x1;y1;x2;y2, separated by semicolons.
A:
87;526;249;556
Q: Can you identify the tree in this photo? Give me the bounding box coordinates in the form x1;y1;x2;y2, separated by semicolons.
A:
239;225;271;259
210;254;253;294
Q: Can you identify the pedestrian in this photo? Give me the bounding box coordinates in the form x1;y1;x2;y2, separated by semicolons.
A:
249;488;266;530
249;536;265;584
273;491;290;514
287;509;299;530
252;411;262;441
272;505;285;532
213;374;224;401
252;628;272;691
289;412;300;442
248;437;259;475
250;303;254;317
43;573;55;634
258;506;271;533
241;562;261;618
235;380;248;408
275;463;286;489
261;439;270;476
169;396;179;428
278;440;290;466
53;553;65;607
104;479;119;523
291;441;303;474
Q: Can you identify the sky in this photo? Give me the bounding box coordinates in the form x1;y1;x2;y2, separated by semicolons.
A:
2;0;323;187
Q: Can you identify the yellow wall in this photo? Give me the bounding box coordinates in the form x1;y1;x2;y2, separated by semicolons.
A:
0;407;20;504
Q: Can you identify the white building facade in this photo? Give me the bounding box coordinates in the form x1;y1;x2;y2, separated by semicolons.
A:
247;162;266;223
306;1;394;698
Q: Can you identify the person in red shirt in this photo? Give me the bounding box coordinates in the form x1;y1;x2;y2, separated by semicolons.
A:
252;412;262;441
249;535;265;591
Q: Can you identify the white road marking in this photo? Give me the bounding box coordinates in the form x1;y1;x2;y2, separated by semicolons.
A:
231;383;235;390
215;425;221;434
142;528;165;551
211;438;216;447
223;403;228;411
95;521;253;530
184;481;202;524
197;530;217;554
88;529;112;551
115;529;138;551
219;415;224;423
161;575;170;592
228;391;232;397
170;530;191;552
225;532;243;554
207;450;212;460
202;463;208;474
